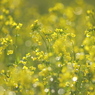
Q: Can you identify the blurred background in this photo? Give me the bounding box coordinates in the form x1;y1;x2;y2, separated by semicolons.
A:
1;0;95;22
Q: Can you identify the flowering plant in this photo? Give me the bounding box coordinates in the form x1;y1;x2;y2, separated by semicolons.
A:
0;0;95;95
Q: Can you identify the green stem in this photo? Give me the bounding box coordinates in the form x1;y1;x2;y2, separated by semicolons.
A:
38;31;49;53
15;30;18;64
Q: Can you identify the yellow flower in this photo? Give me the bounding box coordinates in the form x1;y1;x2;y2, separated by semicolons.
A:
0;15;4;20
23;66;28;70
7;50;13;55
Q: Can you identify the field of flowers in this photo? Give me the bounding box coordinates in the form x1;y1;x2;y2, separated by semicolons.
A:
0;0;95;95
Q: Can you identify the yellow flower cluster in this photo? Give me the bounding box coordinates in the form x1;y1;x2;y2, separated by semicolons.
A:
1;0;95;95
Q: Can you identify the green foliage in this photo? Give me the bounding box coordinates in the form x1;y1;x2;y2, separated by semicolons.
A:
0;0;95;95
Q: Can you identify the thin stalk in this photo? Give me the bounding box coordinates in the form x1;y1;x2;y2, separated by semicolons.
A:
14;30;18;64
38;31;49;53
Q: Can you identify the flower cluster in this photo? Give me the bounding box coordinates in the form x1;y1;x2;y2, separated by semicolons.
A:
0;0;95;95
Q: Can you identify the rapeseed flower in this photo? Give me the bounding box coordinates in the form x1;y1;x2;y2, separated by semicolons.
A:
1;0;95;94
